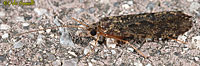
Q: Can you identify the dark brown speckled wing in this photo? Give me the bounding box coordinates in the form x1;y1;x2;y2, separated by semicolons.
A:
97;11;192;42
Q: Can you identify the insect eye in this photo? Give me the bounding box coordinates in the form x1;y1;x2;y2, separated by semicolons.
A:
90;29;97;36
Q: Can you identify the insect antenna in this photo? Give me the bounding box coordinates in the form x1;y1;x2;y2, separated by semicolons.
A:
15;18;87;36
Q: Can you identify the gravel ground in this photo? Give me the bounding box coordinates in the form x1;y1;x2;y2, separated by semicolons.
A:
0;0;200;66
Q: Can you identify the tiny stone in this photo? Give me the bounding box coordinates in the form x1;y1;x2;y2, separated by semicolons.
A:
114;2;120;7
146;2;155;11
178;35;187;43
91;59;97;63
89;7;96;13
192;36;200;49
146;63;152;66
38;26;45;33
36;34;44;44
122;4;130;9
75;8;84;14
22;23;29;26
2;33;9;39
88;62;93;66
62;59;78;66
46;29;51;33
0;55;6;61
194;57;199;61
68;51;77;57
34;8;47;16
127;48;134;52
84;47;90;55
15;16;25;22
14;41;24;49
187;0;193;2
111;50;116;54
0;11;5;17
50;34;55;38
60;32;75;47
52;60;61;66
106;38;116;48
0;24;10;30
47;54;56;61
189;2;200;12
134;61;143;66
127;1;134;5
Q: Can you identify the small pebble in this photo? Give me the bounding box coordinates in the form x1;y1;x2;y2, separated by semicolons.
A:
52;60;61;66
60;32;75;47
15;16;25;22
194;57;199;61
34;8;47;16
189;2;200;12
122;4;130;9
106;38;116;48
134;61;143;66
88;62;93;66
0;24;10;30
91;59;97;63
2;33;9;39
111;50;116;54
127;1;134;5
0;11;5;17
22;23;30;26
14;41;24;49
178;35;187;43
68;51;77;57
46;29;51;33
146;2;155;11
89;7;96;13
146;63;152;66
62;59;78;66
84;47;90;55
127;48;134;52
191;36;200;49
187;0;193;2
75;8;84;14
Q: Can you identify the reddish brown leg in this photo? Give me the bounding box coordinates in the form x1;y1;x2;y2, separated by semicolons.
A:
167;37;187;44
98;31;148;58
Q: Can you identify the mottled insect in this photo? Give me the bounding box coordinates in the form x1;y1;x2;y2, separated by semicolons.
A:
17;11;193;58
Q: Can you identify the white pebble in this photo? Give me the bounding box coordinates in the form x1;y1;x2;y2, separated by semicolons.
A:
189;2;200;12
68;51;77;57
178;35;187;43
134;61;143;66
15;16;25;22
194;57;199;61
111;50;116;54
0;24;10;30
22;23;29;26
146;63;152;66
122;4;130;9
192;36;200;49
14;41;24;49
2;33;9;39
88;62;93;66
187;0;193;2
0;11;5;17
106;38;116;48
84;47;90;55
127;48;134;52
127;1;133;5
34;8;47;16
46;29;51;33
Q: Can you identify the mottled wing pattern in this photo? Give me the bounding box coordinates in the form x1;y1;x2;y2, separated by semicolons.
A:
97;11;192;42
